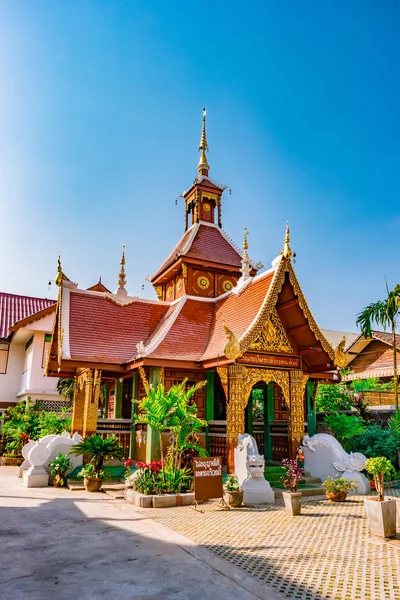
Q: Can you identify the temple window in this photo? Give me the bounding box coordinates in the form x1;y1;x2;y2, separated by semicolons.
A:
0;342;9;374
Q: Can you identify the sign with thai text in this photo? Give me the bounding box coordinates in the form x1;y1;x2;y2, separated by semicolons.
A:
238;352;301;369
194;457;223;501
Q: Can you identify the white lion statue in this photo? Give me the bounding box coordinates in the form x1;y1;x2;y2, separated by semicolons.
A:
234;433;274;504
302;433;370;494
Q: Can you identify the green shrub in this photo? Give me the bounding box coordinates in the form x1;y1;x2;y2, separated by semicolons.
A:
323;412;366;450
347;424;399;468
315;383;353;412
2;400;71;456
365;456;395;501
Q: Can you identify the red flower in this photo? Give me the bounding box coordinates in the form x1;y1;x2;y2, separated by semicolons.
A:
136;461;148;470
124;459;134;468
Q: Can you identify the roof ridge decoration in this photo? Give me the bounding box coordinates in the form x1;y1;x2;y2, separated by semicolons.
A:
197;107;210;177
217;225;263;271
233;227;254;295
131;296;187;360
115;245;128;297
147;223;199;282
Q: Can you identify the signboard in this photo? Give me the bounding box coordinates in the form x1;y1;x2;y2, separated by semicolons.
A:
238;352;300;369
194;457;223;501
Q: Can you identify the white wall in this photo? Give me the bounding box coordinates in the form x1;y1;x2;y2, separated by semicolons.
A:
0;341;25;403
0;313;60;404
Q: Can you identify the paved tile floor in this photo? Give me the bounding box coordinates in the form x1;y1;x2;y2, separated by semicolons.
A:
146;491;400;600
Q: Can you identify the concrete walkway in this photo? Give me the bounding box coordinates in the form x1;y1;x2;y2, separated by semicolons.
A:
0;467;281;600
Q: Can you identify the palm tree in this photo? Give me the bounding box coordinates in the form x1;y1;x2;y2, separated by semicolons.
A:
135;379;207;477
356;283;400;411
56;378;74;401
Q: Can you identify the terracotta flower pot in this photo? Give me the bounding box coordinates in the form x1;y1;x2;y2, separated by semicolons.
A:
223;490;243;508
84;477;103;493
326;491;347;502
52;476;67;488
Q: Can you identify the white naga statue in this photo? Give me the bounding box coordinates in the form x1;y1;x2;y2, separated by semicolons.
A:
302;433;370;494
22;431;83;488
234;433;275;504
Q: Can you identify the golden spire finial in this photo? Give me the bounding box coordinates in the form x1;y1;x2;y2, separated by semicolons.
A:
281;222;293;260
115;244;128;297
197;107;210;176
55;255;64;286
243;227;249;251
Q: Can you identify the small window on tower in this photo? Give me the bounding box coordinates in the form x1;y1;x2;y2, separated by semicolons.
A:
0;343;9;374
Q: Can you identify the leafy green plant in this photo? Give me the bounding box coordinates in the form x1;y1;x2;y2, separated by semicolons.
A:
347;424;399;467
365;456;395;501
356;283;400;411
135;379;207;488
56;378;74;401
1;400;71;457
77;463;111;480
323;412;366;450
49;453;72;486
315;381;353;412
224;475;240;492
132;460;192;495
69;434;124;477
323;476;358;494
389;410;400;443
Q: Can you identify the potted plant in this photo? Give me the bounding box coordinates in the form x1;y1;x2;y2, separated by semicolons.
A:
223;475;243;508
323;476;358;501
69;434;124;493
364;456;396;538
49;453;72;487
281;458;303;516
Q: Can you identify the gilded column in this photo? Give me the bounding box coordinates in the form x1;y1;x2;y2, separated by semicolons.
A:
82;369;100;438
289;370;305;458
226;364;246;473
71;370;86;436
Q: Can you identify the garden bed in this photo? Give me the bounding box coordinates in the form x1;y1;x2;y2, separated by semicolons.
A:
124;488;194;508
0;456;24;466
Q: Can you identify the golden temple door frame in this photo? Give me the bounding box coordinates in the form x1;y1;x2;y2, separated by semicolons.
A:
224;365;309;472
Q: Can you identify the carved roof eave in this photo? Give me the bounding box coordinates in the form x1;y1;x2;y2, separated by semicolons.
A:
180;175;228;197
238;257;335;362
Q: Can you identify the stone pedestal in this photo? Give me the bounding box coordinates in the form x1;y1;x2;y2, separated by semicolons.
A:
364;498;397;538
23;466;49;488
241;477;275;505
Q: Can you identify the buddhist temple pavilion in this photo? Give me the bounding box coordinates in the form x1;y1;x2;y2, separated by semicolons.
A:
46;109;338;472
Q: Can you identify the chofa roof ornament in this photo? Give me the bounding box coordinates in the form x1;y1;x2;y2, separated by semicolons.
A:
115;245;128;297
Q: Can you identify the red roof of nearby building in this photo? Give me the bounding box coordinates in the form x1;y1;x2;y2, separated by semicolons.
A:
68;292;170;364
0;292;56;340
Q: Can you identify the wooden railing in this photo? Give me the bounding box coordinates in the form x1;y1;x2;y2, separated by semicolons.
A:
96;419;132;458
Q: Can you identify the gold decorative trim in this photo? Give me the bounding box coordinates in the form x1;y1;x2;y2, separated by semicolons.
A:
249;307;293;353
223;322;242;360
216;366;228;400
240;258;335;362
222;280;233;293
286;264;335;361
139;367;150;395
197;275;210;290
182;263;188;280
289;370;306;445
242;367;290;409
154;285;163;300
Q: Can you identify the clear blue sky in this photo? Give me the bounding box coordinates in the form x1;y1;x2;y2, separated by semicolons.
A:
0;1;399;332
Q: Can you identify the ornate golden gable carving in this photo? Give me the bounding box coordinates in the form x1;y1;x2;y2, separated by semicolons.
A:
240;258;335;362
248;307;293;354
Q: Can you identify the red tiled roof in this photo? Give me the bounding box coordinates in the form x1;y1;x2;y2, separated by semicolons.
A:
145;271;275;361
201;271;275;361
68;292;170;364
0;292;56;340
149;223;249;281
185;225;242;267
149;299;214;361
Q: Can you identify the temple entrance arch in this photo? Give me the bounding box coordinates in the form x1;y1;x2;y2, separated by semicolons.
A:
245;379;290;462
